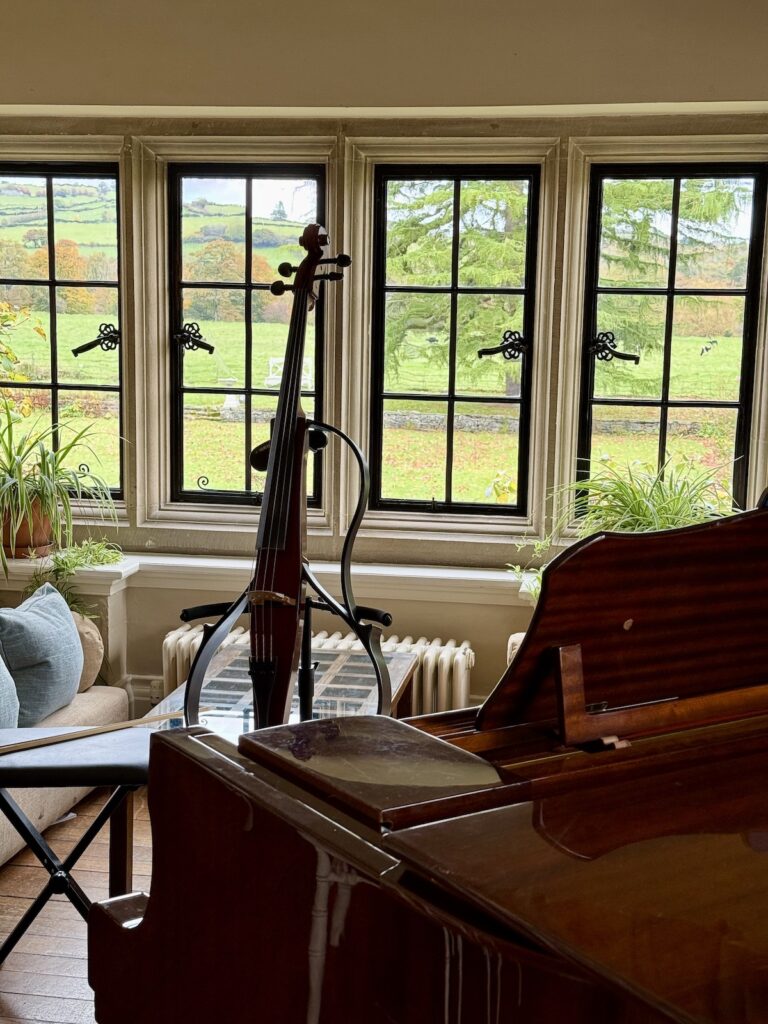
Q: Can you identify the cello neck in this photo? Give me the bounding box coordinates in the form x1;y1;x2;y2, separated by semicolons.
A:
256;292;310;551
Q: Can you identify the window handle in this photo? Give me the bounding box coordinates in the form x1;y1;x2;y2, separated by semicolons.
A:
589;331;640;364
175;322;214;355
71;322;120;358
477;329;528;361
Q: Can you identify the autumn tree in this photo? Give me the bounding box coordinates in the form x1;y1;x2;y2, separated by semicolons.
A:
55;239;87;280
183;241;270;321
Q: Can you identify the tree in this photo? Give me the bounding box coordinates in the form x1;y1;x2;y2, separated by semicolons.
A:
184;239;244;283
183;243;273;322
0;241;31;280
54;238;87;280
598;177;751;356
384;179;529;395
271;201;287;221
85;251;117;282
22;228;46;249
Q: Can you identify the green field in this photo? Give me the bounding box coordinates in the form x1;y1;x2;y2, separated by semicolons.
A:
0;174;746;504
0;307;742;499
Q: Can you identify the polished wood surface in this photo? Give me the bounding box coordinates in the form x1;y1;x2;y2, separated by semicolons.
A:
90;729;669;1023
88;508;768;1022
479;505;768;733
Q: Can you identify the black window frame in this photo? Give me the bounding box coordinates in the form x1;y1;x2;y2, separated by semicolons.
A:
578;161;768;510
0;160;124;497
369;164;540;517
168;162;326;506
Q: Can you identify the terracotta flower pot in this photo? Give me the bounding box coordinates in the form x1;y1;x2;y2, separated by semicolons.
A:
2;502;54;559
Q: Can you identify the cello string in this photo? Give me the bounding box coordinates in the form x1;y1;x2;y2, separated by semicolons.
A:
258;259;311;703
265;292;310;668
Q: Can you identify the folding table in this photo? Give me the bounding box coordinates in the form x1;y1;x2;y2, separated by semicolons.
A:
0;726;150;962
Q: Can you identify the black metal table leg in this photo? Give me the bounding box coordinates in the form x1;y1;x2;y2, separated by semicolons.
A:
0;785;138;963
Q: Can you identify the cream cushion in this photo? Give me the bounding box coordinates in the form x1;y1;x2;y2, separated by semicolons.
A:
506;631;526;665
0;685;130;866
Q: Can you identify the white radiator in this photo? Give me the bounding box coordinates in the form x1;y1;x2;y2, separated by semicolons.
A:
161;625;475;714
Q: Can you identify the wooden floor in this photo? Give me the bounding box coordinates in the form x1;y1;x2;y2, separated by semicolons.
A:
0;790;151;1024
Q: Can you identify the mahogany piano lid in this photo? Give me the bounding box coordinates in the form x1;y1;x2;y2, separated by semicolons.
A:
239;715;508;828
478;505;768;734
385;741;768;1024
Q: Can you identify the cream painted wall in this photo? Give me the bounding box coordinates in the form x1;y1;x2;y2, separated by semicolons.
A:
2;0;768;110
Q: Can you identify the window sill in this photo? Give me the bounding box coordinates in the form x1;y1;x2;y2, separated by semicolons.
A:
0;553;533;608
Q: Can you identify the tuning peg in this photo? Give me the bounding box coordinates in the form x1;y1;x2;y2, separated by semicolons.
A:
278;262;298;278
270;280;295;296
318;254;352;268
316;272;343;282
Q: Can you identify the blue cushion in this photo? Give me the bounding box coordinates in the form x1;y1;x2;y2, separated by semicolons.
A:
0;584;83;726
0;659;18;728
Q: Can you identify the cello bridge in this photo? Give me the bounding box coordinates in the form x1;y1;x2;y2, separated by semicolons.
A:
248;590;297;608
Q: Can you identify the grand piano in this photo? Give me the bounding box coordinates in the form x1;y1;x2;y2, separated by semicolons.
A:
89;497;768;1023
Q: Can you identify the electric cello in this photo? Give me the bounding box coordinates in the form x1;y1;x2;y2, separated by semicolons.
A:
180;225;392;728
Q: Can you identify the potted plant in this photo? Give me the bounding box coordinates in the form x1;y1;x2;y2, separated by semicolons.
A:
23;539;124;690
0;400;116;574
510;457;730;603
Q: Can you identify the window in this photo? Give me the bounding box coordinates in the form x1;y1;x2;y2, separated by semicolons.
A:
369;166;540;515
0;164;122;492
578;163;767;509
168;164;325;504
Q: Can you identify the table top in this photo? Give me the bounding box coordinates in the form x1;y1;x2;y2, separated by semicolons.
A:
152;647;418;744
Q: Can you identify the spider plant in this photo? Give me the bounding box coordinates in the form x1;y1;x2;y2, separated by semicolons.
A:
23;539;123;617
0;401;116;575
561;457;730;535
509;458;732;602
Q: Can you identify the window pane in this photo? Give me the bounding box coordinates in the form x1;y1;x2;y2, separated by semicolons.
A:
455;294;524;397
251;178;319;284
676;178;754;289
173;166;325;502
252;296;315;393
458;179;529;288
183;394;246;492
385;180;453;286
381;399;447;501
670;296;744;402
0;387;51;427
0;286;50;380
249;397;317;496
53;178;118;282
599;178;674;288
666;407;738;502
594;293;666;400
590;405;661;468
0;176;47;280
182;178;246;283
182;289;245;390
250;395;277;495
384;293;450;395
57;287;120;387
58;390;120;489
453;403;520;504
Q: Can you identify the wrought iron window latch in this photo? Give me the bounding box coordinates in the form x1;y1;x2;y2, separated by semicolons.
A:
71;323;121;358
175;322;215;354
589;331;640;364
477;329;528;361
